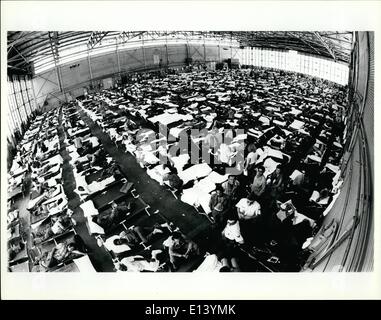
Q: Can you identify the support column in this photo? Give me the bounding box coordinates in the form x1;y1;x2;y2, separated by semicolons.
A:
186;41;190;67
165;34;169;67
17;76;31;118
11;78;25;126
30;75;39;111
8;96;19;132
88;52;93;86
218;39;221;62
116;38;121;74
56;65;67;103
142;36;147;70
203;38;206;63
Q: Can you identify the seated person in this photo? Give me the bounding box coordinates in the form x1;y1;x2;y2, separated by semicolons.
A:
276;201;315;227
221;175;240;201
39;181;50;195
81;142;97;156
91;149;108;167
96;201;131;230
266;164;284;200
100;162;123;180
251;165;266;198
221;217;244;245
166;232;200;270
236;192;261;220
291;169;314;197
8;239;24;261
208;186;229;224
276;201;296;223
163;168;183;190
37;239;85;269
122;135;136;153
32;215;72;244
274;201;315;246
309;188;331;206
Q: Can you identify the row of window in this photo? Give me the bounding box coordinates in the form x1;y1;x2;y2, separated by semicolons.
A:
238;47;349;86
8;75;37;140
34;38;240;74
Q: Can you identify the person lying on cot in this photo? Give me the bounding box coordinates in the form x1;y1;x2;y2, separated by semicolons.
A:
115;249;167;272
89;148;108;167
114;223;171;248
99;162;123;180
36;238;86;269
32;214;73;245
95;201;131;230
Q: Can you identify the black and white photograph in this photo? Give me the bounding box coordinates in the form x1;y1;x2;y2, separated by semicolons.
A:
1;1;380;300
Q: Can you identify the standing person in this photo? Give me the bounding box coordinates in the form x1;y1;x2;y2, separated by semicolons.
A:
222;175;240;202
209;186;229;225
235;192;261;221
251;165;266;199
244;143;258;179
267;165;284;201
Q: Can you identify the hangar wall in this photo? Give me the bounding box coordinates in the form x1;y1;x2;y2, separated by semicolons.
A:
305;32;373;272
32;43;236;109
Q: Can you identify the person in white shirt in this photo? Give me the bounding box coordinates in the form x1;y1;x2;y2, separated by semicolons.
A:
244;143;258;178
218;143;234;165
235;193;261;220
222;218;244;244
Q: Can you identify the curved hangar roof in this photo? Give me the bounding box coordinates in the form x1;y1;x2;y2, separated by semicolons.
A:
7;31;353;75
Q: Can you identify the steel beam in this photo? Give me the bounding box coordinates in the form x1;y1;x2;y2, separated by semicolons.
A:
287;32;322;55
88;31;109;50
313;32;337;61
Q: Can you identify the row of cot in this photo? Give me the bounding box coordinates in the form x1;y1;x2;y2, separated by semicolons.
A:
63;102;205;272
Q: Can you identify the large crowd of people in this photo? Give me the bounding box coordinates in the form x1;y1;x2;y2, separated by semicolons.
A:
8;65;348;272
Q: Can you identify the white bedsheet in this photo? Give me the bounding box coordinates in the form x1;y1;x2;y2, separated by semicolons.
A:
104;235;131;254
170;154;190;172
148;112;193;126
80;200;99;218
207;171;229;184
289;119;305;130
147;165;171;185
87;176;115;194
178;163;212;184
74;255;96;272
181;186;212;214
